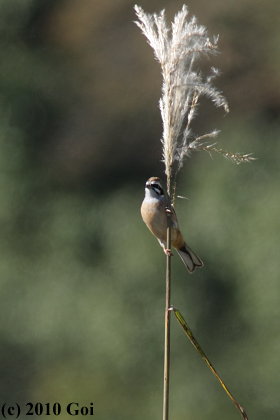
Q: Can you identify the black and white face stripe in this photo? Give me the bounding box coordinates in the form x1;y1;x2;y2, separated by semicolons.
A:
146;182;164;196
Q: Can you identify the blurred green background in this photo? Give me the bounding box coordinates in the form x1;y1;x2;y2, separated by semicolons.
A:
0;0;279;419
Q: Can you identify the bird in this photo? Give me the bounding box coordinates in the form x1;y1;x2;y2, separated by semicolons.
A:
141;176;203;273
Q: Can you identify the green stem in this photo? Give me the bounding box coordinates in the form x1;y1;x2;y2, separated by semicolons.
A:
163;194;172;420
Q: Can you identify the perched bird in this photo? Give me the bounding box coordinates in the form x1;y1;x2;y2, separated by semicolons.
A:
141;177;203;273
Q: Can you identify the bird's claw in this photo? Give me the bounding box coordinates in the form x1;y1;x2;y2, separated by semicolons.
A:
164;248;173;257
165;207;172;214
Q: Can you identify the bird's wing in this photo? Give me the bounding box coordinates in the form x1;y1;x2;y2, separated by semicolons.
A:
170;204;179;229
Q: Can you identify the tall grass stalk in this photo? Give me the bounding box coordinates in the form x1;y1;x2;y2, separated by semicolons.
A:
163;209;171;420
135;5;252;419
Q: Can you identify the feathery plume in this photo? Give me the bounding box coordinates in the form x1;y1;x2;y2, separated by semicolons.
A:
134;5;253;193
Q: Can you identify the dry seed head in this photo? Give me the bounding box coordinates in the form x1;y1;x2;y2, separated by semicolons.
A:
135;5;253;191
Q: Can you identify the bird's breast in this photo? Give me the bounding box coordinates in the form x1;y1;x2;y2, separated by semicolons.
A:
141;199;184;249
141;200;167;241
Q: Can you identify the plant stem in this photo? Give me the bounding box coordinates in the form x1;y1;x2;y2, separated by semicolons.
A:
163;196;172;420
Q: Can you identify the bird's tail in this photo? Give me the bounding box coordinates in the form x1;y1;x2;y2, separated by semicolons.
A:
176;243;203;273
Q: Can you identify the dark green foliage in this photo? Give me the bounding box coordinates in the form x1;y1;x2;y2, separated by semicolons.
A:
0;1;280;419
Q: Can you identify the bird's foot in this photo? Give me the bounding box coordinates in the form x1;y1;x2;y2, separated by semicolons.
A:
164;248;173;257
165;207;172;214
